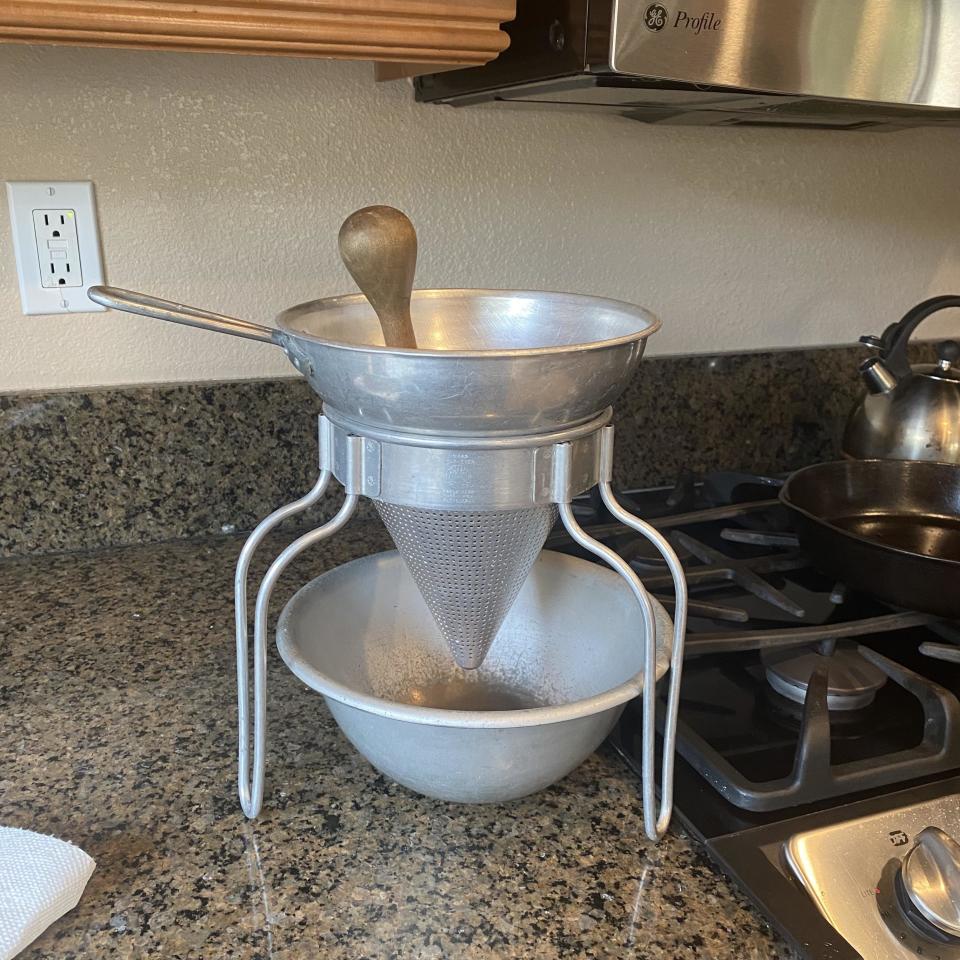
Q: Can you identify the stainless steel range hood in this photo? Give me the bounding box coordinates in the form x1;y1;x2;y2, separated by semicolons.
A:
415;1;960;130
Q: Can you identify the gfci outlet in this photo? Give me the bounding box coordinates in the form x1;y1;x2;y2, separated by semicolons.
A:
5;181;106;314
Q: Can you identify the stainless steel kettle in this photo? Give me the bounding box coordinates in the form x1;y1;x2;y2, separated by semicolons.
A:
843;296;960;463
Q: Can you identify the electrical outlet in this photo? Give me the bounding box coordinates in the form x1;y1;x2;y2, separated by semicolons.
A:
33;209;82;288
5;181;106;314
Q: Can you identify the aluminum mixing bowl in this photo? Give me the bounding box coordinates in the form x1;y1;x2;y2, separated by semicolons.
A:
276;550;670;803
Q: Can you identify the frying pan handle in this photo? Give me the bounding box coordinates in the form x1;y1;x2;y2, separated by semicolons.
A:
880;295;960;378
87;285;281;345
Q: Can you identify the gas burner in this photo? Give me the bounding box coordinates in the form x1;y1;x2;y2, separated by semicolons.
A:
762;643;888;711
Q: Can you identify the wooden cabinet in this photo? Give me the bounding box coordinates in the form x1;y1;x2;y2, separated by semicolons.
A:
0;1;515;65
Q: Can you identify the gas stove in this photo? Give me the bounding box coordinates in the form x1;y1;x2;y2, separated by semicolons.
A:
548;471;960;960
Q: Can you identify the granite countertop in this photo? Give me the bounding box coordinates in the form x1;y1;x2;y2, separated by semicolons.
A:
0;527;797;959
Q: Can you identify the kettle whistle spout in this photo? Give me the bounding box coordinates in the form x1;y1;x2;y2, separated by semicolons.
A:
860;357;898;395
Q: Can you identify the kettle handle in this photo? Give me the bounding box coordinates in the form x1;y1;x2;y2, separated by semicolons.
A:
879;295;960;378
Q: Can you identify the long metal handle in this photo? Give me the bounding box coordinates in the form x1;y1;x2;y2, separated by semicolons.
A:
88;285;281;344
235;471;339;819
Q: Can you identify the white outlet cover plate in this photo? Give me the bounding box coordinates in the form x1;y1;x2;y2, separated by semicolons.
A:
5;180;106;314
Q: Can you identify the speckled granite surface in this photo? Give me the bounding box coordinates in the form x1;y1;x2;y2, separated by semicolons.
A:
0;343;892;557
0;379;325;557
0;531;796;959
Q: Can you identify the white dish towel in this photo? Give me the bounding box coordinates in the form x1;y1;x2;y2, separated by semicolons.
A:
0;826;95;960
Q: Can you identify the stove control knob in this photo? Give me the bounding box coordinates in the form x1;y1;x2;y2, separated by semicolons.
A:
899;826;960;940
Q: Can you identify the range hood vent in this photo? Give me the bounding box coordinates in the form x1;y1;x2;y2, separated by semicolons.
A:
416;1;960;132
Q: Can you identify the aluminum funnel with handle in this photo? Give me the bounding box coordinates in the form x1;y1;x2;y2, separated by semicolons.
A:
87;286;660;435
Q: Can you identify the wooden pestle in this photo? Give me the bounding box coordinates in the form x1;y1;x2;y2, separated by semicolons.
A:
338;205;418;349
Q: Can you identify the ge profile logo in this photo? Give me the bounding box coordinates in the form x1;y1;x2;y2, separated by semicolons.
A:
644;3;668;30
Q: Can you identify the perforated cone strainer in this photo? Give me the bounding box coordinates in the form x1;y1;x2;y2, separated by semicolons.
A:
375;502;557;669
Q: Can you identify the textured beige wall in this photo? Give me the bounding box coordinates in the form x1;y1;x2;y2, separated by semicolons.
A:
1;43;960;391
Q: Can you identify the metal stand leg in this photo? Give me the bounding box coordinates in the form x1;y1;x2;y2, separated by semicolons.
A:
557;501;665;841
234;468;359;818
553;427;688;841
599;484;687;840
598;427;686;840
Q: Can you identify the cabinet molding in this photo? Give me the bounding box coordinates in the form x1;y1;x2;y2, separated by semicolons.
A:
0;1;515;63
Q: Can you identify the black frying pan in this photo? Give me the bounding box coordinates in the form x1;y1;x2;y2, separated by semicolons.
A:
780;459;960;618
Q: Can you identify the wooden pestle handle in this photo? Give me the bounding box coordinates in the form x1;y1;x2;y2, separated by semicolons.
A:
338;205;418;349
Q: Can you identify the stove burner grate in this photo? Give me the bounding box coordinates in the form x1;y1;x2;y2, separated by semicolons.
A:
674;641;960;811
550;473;960;813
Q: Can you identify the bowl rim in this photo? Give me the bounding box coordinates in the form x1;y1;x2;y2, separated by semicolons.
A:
276;288;661;359
275;550;671;729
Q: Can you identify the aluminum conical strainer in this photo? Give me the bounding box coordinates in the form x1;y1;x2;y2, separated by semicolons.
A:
375;501;557;669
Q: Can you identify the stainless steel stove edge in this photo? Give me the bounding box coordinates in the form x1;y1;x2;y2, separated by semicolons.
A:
785;794;960;959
